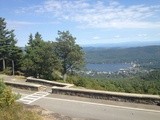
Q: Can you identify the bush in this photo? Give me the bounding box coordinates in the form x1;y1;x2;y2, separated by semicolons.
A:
1;67;12;75
65;73;160;95
72;75;160;95
0;79;42;120
0;103;42;120
0;79;20;108
74;78;88;87
0;87;16;107
0;79;6;94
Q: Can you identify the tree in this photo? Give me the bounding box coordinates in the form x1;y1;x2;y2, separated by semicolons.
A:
22;32;59;79
0;17;11;70
55;31;84;81
28;33;33;45
0;17;22;74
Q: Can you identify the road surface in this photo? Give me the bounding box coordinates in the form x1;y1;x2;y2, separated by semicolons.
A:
12;87;160;120
22;93;160;120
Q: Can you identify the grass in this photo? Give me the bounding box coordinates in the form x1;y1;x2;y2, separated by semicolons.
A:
14;75;26;80
0;103;43;120
0;74;7;79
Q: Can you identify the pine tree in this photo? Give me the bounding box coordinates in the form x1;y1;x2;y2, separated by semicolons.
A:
0;17;22;74
23;32;59;79
55;31;84;81
28;33;33;45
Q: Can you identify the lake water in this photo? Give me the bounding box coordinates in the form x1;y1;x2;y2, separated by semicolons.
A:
86;63;132;72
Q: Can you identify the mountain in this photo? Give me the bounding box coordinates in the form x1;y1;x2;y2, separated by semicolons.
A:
84;45;160;69
82;41;160;48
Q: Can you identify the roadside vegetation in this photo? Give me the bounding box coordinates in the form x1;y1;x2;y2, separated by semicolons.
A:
0;79;42;120
66;70;160;95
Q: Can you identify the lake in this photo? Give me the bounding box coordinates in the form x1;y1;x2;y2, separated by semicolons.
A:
86;63;132;72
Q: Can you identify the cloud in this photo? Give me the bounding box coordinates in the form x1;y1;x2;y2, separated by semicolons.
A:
113;35;120;38
137;34;148;37
6;20;34;30
6;20;58;30
93;36;100;40
15;0;160;29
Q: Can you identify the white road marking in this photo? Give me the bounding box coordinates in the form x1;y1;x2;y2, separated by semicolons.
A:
17;92;49;104
43;96;160;113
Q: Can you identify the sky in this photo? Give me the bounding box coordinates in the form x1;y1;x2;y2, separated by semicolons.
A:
0;0;160;47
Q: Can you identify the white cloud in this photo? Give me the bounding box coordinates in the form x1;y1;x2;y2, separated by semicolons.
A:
138;34;148;37
93;36;100;40
15;0;160;29
137;33;149;39
6;20;58;30
113;35;120;38
6;20;35;30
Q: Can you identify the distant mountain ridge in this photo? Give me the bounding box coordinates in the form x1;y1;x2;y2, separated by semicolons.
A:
84;45;160;69
82;41;160;48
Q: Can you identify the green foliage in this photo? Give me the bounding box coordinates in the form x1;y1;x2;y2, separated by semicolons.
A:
55;31;84;81
17;30;85;81
22;32;60;79
67;70;160;95
141;70;160;81
1;67;12;75
0;87;16;107
66;76;104;90
0;80;17;108
0;103;42;120
52;70;63;80
0;79;42;120
0;17;23;73
0;79;6;94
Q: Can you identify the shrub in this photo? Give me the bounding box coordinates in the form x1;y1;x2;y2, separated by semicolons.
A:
1;67;12;75
0;103;42;120
0;79;42;120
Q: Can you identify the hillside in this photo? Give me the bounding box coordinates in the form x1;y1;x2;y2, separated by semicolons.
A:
84;45;160;69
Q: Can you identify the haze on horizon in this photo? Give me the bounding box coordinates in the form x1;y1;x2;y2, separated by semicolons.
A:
0;0;160;47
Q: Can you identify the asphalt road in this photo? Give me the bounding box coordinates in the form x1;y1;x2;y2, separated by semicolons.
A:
30;96;160;120
12;87;160;120
13;88;160;120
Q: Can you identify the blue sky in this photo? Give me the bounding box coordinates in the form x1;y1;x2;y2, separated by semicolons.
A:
0;0;160;46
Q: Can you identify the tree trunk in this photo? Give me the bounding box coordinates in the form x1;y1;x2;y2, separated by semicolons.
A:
2;58;5;70
63;73;67;82
62;67;67;82
12;60;15;76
